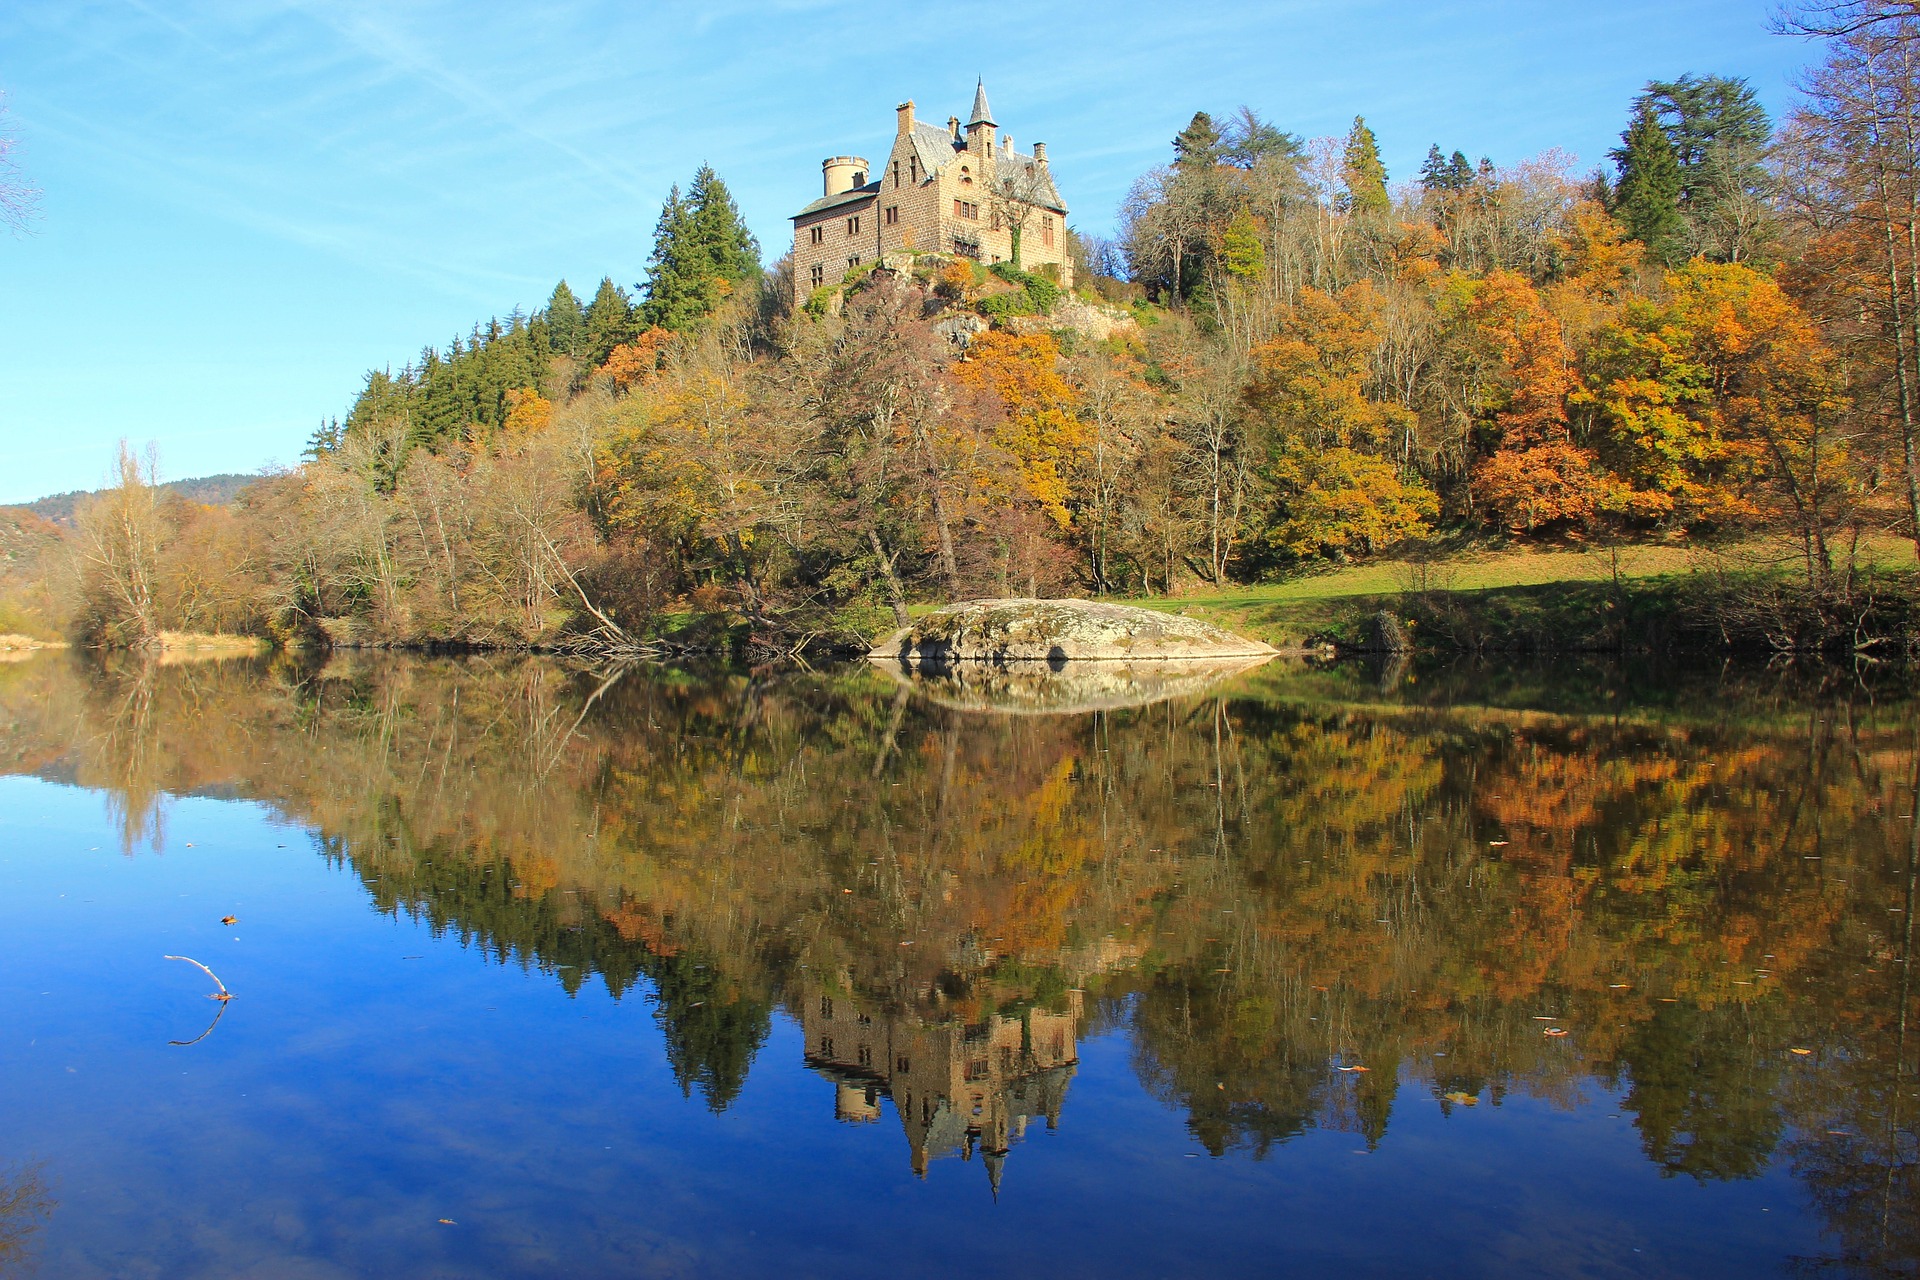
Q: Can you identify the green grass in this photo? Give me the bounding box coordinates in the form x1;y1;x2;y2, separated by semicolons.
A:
1122;534;1918;650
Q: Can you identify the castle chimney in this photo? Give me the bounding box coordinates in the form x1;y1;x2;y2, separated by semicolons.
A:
1033;142;1047;164
948;115;959;140
896;100;915;135
822;155;868;197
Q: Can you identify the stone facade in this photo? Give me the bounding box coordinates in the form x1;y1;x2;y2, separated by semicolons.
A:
791;82;1071;299
800;982;1080;1189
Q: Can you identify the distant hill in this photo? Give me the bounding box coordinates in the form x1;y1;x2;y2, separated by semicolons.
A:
20;473;260;526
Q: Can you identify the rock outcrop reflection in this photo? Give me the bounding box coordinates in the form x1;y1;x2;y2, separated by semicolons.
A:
0;650;1914;1269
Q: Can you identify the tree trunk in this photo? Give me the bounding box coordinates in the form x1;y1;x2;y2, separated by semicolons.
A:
867;528;911;626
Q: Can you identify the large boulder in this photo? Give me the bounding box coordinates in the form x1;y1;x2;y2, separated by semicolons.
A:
872;654;1274;715
871;598;1276;662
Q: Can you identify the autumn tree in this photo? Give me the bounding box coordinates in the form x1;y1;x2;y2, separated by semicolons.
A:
1245;284;1437;558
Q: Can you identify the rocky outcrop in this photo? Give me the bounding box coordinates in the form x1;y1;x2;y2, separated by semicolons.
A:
870;598;1276;663
871;654;1273;715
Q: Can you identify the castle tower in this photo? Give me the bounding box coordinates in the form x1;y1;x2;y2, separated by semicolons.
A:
965;79;996;159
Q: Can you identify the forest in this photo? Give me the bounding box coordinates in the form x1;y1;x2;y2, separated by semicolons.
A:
10;5;1920;654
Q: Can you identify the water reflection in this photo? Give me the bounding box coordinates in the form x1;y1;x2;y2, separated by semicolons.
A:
801;981;1078;1188
0;1161;54;1277
0;650;1916;1273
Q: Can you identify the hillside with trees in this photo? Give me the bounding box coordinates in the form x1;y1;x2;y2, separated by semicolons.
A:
19;6;1920;654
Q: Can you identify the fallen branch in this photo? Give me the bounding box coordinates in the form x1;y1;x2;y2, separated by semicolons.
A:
164;954;233;1001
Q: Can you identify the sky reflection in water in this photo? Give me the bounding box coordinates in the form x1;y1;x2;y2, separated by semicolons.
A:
0;651;1914;1278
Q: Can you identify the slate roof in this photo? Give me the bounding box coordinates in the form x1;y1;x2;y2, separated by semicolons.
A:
790;182;880;221
969;80;995;127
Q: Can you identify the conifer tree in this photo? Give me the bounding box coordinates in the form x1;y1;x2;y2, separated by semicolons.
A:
1420;144;1450;192
545;281;586;357
640;166;762;334
1448;151;1474;190
1611;100;1685;263
1172;112;1224;171
585;277;637;364
1341;117;1390;216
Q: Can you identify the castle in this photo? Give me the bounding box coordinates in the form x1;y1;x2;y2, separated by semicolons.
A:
790;81;1072;296
800;980;1080;1194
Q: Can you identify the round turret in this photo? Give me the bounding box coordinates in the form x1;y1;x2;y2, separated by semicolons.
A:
822;156;870;197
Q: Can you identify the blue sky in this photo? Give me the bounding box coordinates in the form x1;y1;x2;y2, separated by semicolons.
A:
0;0;1811;504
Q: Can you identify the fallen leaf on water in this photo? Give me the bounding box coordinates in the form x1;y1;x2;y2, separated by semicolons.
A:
1608;983;1629;989
438;1219;456;1225
1488;840;1509;847
220;916;237;926
1444;1091;1478;1107
1337;1065;1371;1073
1791;1048;1813;1056
1544;1028;1569;1037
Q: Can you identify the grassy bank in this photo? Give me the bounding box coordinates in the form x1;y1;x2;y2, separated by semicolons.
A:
1129;536;1920;655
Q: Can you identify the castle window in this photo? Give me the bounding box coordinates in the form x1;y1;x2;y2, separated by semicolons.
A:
896;1055;911;1073
884;206;898;226
848;255;861;269
820;1036;835;1057
820;997;833;1018
990;210;1001;231
809;225;823;245
857;1044;873;1067
909;157;919;183
846;214;861;236
893;161;900;187
952;199;978;220
1043;217;1055;248
953;237;980;260
959;165;972;186
810;263;824;286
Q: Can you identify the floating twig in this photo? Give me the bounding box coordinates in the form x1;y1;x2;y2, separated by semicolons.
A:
169;998;229;1047
164;955;233;1001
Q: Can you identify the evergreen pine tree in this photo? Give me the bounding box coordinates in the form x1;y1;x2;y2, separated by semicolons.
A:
1420;144;1450;192
544;281;585;357
1172;111;1224;171
640;167;763;333
1447;151;1474;190
686;165;760;287
1611;99;1685;262
1341;117;1390;216
1639;74;1772;250
585;276;637;364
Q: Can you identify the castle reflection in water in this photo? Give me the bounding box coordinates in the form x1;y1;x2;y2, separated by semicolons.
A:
800;982;1080;1192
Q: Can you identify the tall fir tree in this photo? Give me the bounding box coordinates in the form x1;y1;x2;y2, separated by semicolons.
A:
1611;99;1685;263
1341;117;1390;216
640;167;762;333
1420;144;1450;192
544;280;586;358
1172;111;1224;171
585;276;637;364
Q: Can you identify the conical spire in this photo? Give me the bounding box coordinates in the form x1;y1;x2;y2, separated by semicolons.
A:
968;79;995;128
985;1147;1006;1200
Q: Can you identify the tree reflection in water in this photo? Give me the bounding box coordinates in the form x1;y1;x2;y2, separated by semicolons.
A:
0;1161;54;1275
0;650;1914;1273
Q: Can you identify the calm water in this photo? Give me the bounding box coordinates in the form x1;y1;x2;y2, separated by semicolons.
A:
0;650;1915;1278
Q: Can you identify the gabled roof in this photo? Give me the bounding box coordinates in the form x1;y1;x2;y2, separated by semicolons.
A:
907;120;967;179
790;181;880;221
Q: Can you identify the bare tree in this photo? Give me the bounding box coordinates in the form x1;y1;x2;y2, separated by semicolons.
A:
72;443;164;645
0;95;40;235
1776;0;1920;38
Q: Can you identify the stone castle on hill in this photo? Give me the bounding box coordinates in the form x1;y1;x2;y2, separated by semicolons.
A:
790;81;1072;296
